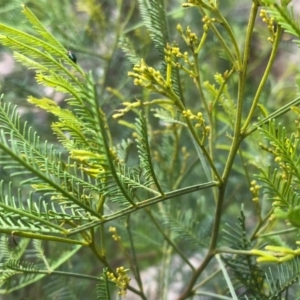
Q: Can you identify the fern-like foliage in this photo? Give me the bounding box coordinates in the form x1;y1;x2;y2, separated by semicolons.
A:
223;209;266;299
137;0;169;56
152;106;186;126
135;0;181;95
0;5;163;239
0;5;210;295
1;1;289;298
97;268;111;300
257;120;300;227
119;35;141;66
0;100;103;228
265;258;300;300
225;208;300;299
0;236;81;294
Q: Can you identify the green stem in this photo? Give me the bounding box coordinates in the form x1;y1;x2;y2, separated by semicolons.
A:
210;69;234;201
194;291;233;300
215;248;253;256
164;85;221;181
169;126;180;186
242;26;282;132
257;227;298;238
212;69;234;109
186;117;222;182
192;49;219;187
211;25;236;66
141;112;164;195
175;184;226;300
222;2;258;180
176;4;259;299
238;147;252;187
9;267;102;281
125;215;146;299
195;30;207;54
245;95;300;137
96;103;136;206
235;2;258;135
67;181;219;236
3;230;88;245
193;53;209;117
250;209;274;241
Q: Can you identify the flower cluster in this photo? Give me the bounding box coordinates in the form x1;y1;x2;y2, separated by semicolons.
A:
182;109;210;142
259;134;297;181
202;15;216;32
272;136;296;179
182;0;201;8
107;266;130;296
250;180;261;203
164;39;195;77
109;226;121;242
183;109;205;127
128;59;166;92
259;9;276;43
177;25;198;48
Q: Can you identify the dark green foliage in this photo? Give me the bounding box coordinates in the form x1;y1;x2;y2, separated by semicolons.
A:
138;0;169;56
97;268;110;300
266;259;300;300
223;210;266;299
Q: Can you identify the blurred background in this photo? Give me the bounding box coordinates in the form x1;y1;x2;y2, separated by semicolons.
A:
1;0;300;299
